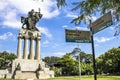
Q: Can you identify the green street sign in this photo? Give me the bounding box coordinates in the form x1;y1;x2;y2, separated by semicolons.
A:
90;11;113;34
65;29;91;43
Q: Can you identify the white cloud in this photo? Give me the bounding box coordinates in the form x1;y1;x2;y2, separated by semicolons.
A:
0;0;59;29
91;16;97;21
94;37;115;43
95;44;99;47
75;26;90;31
6;0;59;18
52;43;59;48
66;11;97;22
62;25;68;28
109;26;114;30
0;32;16;40
62;25;89;30
53;52;65;57
0;0;8;11
66;13;78;18
63;8;78;18
2;10;21;29
43;40;49;45
0;0;56;38
3;21;21;29
38;27;52;38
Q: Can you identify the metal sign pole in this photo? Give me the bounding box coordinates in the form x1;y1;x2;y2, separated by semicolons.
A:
77;43;81;80
78;51;81;80
90;20;97;80
75;43;81;80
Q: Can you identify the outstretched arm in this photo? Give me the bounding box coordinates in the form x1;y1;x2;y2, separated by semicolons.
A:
21;16;25;28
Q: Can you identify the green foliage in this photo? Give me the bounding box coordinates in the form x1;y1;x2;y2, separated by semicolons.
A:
57;0;66;8
43;56;60;65
57;0;120;35
43;56;61;76
80;52;92;63
0;51;16;69
57;0;120;22
42;50;93;76
51;66;62;77
96;47;120;74
56;52;93;76
57;54;78;76
68;49;92;63
81;63;93;75
42;47;120;76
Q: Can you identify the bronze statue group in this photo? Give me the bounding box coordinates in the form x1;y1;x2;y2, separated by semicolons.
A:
21;9;42;31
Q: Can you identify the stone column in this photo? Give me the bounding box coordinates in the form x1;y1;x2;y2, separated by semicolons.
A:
35;37;40;60
23;37;28;59
30;37;34;60
17;36;22;59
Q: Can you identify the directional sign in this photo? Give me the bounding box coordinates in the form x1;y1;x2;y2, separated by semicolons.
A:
90;11;113;34
65;29;91;43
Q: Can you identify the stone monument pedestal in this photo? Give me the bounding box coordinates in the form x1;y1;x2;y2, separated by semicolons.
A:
9;28;54;79
12;59;54;79
5;9;55;79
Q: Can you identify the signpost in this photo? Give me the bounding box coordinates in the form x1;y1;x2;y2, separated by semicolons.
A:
89;11;113;80
90;11;113;34
65;11;113;80
90;20;97;80
65;29;91;43
73;47;81;80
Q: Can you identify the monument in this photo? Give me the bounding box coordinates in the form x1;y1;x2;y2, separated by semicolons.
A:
6;9;54;79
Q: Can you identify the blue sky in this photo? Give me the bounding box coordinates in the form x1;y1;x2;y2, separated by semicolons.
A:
0;0;120;58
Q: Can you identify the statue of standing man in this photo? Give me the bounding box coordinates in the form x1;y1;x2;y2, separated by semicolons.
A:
21;8;43;31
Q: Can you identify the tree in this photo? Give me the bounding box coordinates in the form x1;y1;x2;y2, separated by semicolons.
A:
57;54;78;76
42;56;62;76
57;52;93;76
43;51;93;76
57;0;120;35
81;62;93;75
69;49;92;63
43;56;60;65
51;66;62;76
96;47;120;74
0;51;17;69
67;48;93;75
79;52;92;63
68;47;92;63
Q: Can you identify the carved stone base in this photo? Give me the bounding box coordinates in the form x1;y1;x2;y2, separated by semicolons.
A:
11;59;54;79
36;70;54;79
14;71;36;79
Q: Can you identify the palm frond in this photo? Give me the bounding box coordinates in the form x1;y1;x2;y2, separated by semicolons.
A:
57;0;67;8
71;1;84;11
57;0;120;36
71;14;88;26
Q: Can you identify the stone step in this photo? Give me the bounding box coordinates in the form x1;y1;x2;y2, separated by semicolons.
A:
15;71;37;79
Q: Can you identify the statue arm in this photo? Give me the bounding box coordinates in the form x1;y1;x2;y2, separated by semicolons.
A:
21;16;25;28
38;8;43;19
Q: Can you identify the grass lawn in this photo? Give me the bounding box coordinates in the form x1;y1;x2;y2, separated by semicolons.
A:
0;76;120;80
39;76;120;80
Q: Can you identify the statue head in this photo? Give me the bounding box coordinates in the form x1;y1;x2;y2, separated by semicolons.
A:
31;9;34;13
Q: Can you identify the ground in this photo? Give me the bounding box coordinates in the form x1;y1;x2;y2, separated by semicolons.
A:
45;76;120;80
1;75;120;80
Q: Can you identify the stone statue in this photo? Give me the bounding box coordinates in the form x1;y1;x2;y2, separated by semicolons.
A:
16;63;21;70
37;64;43;71
21;8;42;31
36;64;43;79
